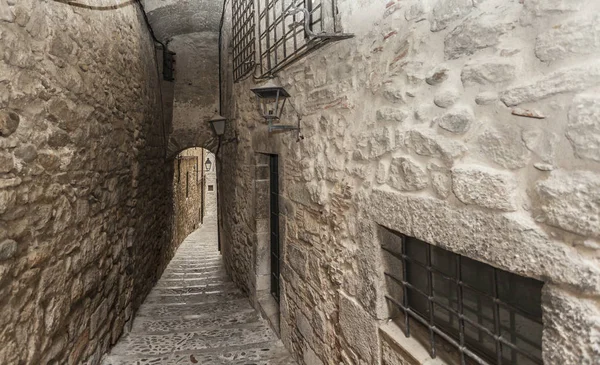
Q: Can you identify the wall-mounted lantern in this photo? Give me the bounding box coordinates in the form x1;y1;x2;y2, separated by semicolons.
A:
205;158;212;172
251;79;291;122
208;112;227;136
251;79;302;139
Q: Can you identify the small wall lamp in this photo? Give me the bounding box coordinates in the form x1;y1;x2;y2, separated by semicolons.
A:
205;158;212;172
251;79;290;122
251;78;302;139
208;112;227;136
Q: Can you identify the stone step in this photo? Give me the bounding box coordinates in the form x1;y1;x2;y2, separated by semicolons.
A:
143;289;246;305
103;341;293;365
159;273;229;281
109;323;279;356
164;265;225;273
135;297;254;319
130;311;263;335
154;277;230;288
159;271;228;280
149;282;238;296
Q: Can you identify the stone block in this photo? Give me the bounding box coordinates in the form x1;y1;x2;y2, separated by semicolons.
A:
404;129;467;163
0;239;17;261
0;110;19;137
388;156;428;192
430;0;473;32
286;244;307;279
445;14;510;59
425;64;450;85
433;88;460;109
0;152;13;173
535;14;600;62
376;108;408;123
90;299;108;335
542;285;600;364
501;61;600;106
475;91;498;105
478;126;530;169
452;164;517;211
461;58;517;85
339;292;378;363
567;94;600;162
536;170;600;238
428;162;452;199
434;105;474;134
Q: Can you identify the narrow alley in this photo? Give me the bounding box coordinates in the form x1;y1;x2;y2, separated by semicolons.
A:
102;216;294;365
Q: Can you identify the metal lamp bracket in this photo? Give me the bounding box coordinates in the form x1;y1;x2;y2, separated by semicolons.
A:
284;7;354;42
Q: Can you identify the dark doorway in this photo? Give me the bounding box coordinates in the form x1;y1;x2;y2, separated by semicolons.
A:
269;154;280;302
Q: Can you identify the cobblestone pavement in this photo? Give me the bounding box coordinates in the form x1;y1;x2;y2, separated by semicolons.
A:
102;215;295;365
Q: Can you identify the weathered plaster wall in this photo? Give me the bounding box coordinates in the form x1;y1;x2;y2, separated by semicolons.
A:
142;0;222;157
221;0;600;364
172;148;205;249
0;1;175;364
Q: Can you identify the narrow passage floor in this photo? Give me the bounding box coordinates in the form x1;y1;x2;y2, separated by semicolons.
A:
102;216;294;365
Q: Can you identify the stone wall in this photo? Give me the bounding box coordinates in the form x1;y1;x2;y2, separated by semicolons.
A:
172;148;205;247
0;1;176;364
203;152;217;217
141;0;223;156
221;0;600;364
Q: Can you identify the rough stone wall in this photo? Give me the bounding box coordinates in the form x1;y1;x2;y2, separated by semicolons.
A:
0;1;175;364
172;148;205;249
221;0;600;364
203;152;217;217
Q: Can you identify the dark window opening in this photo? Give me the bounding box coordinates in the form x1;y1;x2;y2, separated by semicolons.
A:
163;48;176;81
186;172;189;198
269;154;280;302
208;185;214;192
380;226;543;365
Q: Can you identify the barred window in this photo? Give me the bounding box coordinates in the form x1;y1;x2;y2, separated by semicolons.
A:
232;0;352;80
233;0;256;82
380;227;543;365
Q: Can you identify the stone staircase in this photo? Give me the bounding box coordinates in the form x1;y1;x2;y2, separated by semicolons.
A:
102;217;294;365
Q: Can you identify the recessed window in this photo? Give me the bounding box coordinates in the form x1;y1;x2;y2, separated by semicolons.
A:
208;185;214;192
380;227;543;365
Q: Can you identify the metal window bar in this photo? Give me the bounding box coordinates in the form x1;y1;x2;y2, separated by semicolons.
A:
233;0;256;82
256;0;352;77
381;242;543;365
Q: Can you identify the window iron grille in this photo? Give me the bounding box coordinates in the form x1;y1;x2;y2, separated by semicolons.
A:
380;227;543;365
256;0;353;78
233;0;256;81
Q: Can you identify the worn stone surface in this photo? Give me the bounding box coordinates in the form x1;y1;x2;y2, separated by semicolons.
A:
215;1;600;365
0;1;176;364
500;61;600;106
430;0;473;32
444;14;513;59
536;170;600;238
434;105;474;134
461;58;517;85
388;157;428;192
452;165;517;211
542;285;600;365
535;14;600;62
102;219;295;365
433;88;459;109
478;127;531;169
567;94;600;162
